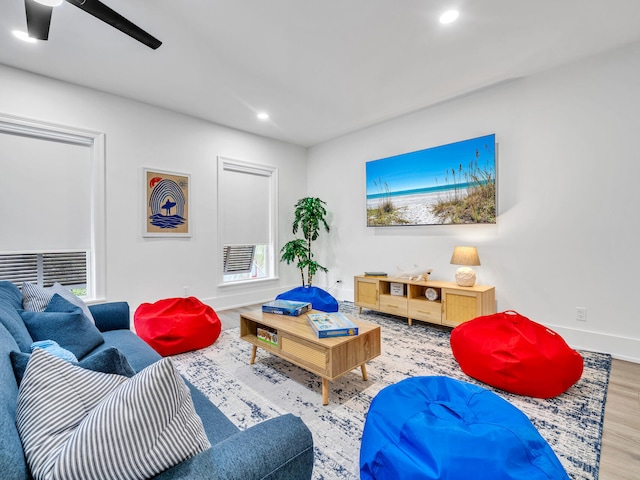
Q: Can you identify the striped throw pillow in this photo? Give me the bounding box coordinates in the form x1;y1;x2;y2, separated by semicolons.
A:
21;282;54;312
16;349;211;480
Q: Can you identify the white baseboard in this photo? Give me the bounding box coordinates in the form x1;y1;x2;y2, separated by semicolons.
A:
546;323;640;364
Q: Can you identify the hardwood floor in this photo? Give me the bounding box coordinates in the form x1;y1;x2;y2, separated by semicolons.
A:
599;358;640;479
217;304;257;331
217;305;640;478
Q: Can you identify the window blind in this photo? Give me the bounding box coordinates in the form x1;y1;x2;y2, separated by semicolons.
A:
0;251;87;287
219;162;272;246
222;245;255;274
0;132;91;252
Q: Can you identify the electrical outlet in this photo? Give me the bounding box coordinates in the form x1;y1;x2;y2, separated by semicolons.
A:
576;307;587;322
183;285;190;296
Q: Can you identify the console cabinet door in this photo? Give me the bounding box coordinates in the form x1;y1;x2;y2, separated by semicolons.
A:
354;277;379;309
441;288;480;327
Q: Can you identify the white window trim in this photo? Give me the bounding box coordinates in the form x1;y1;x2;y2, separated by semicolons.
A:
0;113;106;301
217;156;278;287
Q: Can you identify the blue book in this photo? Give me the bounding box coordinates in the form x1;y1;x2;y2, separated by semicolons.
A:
262;299;311;316
306;312;359;338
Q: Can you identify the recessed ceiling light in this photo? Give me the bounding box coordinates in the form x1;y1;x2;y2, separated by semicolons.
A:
12;30;37;43
257;112;269;121
439;10;459;24
34;0;63;6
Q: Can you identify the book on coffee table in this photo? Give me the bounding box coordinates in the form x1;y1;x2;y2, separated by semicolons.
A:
262;299;312;316
306;312;359;338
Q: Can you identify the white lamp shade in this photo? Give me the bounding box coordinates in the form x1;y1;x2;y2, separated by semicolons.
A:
450;246;481;266
34;0;63;6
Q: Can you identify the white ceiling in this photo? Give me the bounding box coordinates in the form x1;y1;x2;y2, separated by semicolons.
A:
2;0;640;147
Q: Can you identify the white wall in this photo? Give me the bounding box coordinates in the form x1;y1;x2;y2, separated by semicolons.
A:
0;64;307;311
308;41;640;362
3;39;639;361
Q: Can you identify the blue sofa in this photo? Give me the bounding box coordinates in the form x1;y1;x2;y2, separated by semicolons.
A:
0;281;314;479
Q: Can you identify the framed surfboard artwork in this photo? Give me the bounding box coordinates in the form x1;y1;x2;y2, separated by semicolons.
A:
143;168;191;237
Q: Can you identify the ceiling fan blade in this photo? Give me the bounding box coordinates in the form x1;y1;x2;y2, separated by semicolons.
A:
66;0;162;50
25;0;53;40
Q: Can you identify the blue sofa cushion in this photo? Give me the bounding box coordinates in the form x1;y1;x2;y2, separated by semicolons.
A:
94;329;164;371
20;294;104;359
0;282;33;352
89;301;131;332
16;349;211;480
11;346;136;386
0;322;29;480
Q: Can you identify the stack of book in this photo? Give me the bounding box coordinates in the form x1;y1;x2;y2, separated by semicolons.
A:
262;299;312;316
364;271;387;277
306;312;359;338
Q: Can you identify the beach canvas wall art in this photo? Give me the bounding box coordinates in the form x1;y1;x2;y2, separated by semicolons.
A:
143;168;190;237
366;134;496;226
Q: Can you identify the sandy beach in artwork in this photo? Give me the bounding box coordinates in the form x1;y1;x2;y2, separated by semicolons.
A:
367;190;452;225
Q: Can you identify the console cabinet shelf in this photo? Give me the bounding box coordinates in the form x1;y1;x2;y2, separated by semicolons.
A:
354;275;495;327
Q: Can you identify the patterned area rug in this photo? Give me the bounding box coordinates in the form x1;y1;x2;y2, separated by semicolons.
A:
172;303;611;480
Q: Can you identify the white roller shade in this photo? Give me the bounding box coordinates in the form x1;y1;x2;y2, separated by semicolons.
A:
219;160;273;246
0;132;91;252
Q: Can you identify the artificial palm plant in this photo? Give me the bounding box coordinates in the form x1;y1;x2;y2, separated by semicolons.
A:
280;197;330;287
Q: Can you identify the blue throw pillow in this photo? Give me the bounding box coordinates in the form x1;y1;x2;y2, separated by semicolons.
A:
10;347;136;387
51;282;96;324
20;294;104;359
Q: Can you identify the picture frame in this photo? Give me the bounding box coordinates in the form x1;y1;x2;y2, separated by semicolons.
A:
365;134;496;226
143;168;191;237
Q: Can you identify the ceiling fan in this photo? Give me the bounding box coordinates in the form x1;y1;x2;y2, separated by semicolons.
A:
24;0;162;49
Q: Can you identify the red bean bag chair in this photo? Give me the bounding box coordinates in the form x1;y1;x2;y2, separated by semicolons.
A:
134;297;221;356
450;310;583;398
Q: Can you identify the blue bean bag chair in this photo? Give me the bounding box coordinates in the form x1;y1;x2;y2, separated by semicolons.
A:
360;376;569;480
276;285;338;312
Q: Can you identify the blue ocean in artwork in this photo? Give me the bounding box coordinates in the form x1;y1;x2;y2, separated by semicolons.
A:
366;181;487;200
149;214;186;229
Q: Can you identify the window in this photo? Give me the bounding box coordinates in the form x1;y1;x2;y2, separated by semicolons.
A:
0;115;105;299
218;158;278;284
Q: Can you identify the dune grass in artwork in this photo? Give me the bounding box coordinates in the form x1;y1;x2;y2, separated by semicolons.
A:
430;159;496;224
367;178;411;226
365;134;496;226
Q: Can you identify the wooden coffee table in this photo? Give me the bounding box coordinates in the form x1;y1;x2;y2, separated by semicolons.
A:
240;309;381;405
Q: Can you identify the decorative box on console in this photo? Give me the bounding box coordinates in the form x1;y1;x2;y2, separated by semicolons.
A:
390;282;405;296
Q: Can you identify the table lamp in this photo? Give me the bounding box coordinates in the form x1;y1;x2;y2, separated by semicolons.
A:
450;246;480;287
